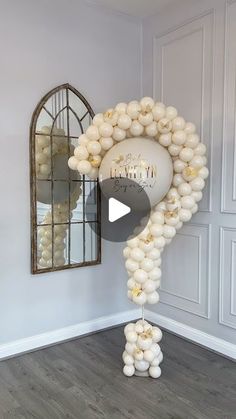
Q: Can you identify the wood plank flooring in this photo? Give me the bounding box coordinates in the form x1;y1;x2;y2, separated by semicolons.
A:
0;326;235;419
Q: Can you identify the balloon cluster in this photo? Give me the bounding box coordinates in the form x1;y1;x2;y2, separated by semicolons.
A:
70;97;208;378
38;186;81;268
36;126;69;179
123;320;163;378
36;126;82;269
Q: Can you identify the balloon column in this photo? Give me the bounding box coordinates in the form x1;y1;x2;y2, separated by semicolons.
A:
68;97;208;378
36;126;82;269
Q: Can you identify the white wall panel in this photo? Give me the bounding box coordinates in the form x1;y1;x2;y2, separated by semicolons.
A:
161;224;210;318
142;0;236;347
153;12;213;212
220;227;236;329
222;0;236;213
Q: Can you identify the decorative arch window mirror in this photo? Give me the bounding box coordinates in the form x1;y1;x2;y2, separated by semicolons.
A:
30;84;101;274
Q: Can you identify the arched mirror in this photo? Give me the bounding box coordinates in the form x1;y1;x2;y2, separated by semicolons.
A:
30;84;101;274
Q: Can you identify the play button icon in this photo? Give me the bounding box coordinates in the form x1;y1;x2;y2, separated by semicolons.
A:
109;198;131;222
85;177;151;243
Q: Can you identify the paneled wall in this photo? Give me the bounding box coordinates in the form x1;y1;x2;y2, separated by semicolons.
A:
142;0;236;347
0;0;141;346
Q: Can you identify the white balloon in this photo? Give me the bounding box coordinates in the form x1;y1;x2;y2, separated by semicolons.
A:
134;323;143;333
86;125;100;141
87;141;102;156
158;351;164;364
190;177;205;191
157;118;172;133
145;121;158;137
123;354;134;365
172;130;186;146
126;331;138;343
154;236;166;249
150;212;164;224
165;106;178;120
124;323;135;335
127;101;141;119
152;104;165;121
184;122;196;135
180;196;195;209
150;224;163;237
127;278;137;290
139;240;155;253
150;343;161;357
137;336;152;351
123;247;131;258
74;145;89;160
133;292;147;305
134;349;144;361
125;259;139;272
178;182;192;196
149;366;161;379
159;133;172;147
163;225;176;239
77;160;92;175
130;120;144;136
146;248;160;260
115;102;127;114
179;147;194;162
152;327;162;343
143;279;157;293
143;350;155;363
174;159;187;173
168;144;182;157
125;342;136;355
100;137;114;150
151;357;160;366
93;113;104;127
134;359;150;372
133;269;148;284
179;208;192;222
118;114;132;130
123;365;135;377
198;167;209;179
194;143;206;155
99;122;113;137
127;236;140;248
140;96;155;110
140;258;154;272
147;291;160;304
172;116;186;131
138;112;153;126
130;248;145;262
112;126;126;142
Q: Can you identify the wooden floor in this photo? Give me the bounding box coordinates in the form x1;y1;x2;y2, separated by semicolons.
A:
0;327;235;419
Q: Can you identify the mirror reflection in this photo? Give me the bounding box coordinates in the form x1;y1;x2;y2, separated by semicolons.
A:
31;84;101;273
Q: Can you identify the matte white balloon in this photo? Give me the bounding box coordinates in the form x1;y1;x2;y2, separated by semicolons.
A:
123;365;135;377
149;366;161;379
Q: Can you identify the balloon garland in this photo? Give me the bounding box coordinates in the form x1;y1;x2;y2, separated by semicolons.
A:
68;97;209;378
36;126;82;269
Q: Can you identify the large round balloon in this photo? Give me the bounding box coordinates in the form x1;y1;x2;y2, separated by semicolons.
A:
99;137;173;209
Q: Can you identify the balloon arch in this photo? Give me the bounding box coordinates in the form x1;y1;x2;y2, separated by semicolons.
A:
68;97;208;379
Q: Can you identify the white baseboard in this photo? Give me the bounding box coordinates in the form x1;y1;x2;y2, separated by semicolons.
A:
1;308;235;361
145;310;236;360
0;309;140;361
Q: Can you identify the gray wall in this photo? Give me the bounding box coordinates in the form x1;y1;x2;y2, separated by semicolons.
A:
0;0;141;344
142;0;236;345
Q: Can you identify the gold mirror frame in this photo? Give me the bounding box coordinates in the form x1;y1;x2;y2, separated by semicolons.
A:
30;83;101;274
